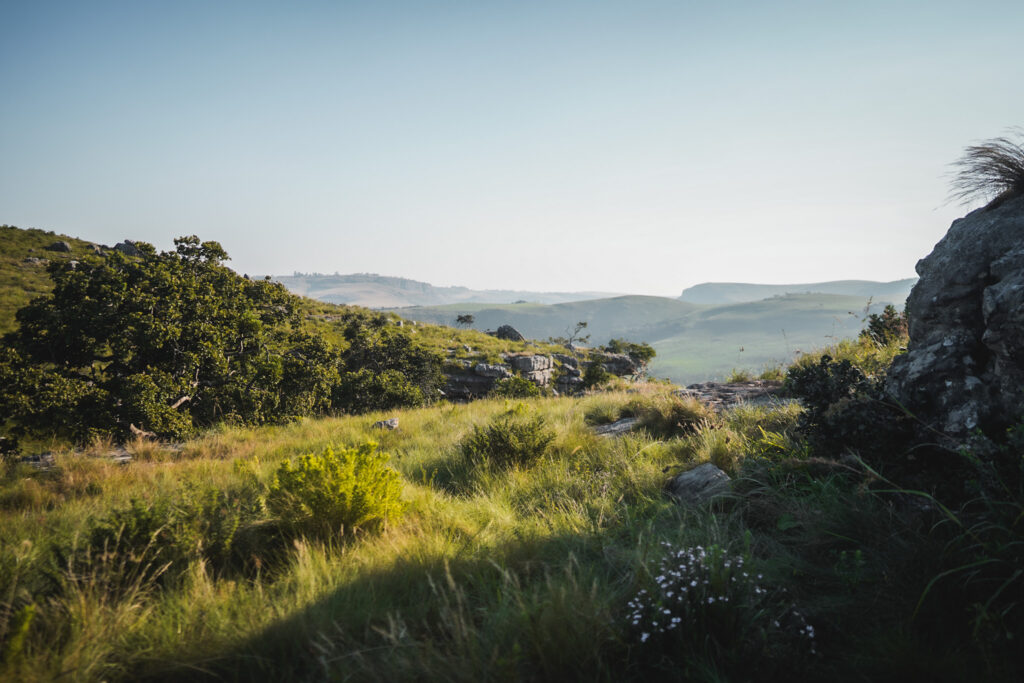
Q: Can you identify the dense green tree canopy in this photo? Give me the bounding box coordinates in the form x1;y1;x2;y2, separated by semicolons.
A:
0;237;442;444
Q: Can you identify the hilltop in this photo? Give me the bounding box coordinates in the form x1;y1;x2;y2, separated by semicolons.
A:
0;226;103;335
679;278;917;305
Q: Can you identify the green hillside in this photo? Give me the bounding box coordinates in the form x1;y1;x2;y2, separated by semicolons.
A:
0;226;102;335
679;278;917;305
391;293;888;384
391;295;701;344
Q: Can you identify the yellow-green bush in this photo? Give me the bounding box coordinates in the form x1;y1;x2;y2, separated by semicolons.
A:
267;442;405;539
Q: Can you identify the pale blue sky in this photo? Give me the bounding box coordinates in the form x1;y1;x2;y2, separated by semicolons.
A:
2;1;1022;295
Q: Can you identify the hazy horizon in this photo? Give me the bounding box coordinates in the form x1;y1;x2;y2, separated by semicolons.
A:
3;1;1021;296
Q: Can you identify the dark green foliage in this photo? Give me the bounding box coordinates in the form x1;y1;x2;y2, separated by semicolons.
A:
74;483;264;591
0;237;443;443
785;355;910;460
582;360;611;389
603;338;656;367
860;304;908;345
266;442;405;540
332;317;443;414
460;407;555;469
628;543;816;678
489;376;542;399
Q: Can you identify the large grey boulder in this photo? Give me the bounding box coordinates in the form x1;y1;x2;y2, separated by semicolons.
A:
114;240;141;256
474;363;513;379
492;325;525;341
887;194;1024;436
510;355;552;372
45;240;72;252
666;463;731;504
589;352;639;377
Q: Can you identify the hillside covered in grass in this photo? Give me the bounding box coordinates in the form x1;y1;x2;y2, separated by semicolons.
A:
2;208;1022;681
0;226;103;336
2;327;1021;681
388;292;895;384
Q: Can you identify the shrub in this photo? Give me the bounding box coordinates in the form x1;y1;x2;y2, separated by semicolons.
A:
785;354;911;461
267;442;405;540
490;376;542;399
625;393;716;439
950;129;1024;207
75;484;263;591
627;543;815;677
460;407;555;469
726;368;753;383
860;304;908;346
332;369;424;414
758;364;785;381
582;360;610;389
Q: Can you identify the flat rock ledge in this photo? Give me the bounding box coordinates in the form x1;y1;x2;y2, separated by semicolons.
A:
593;416;642;437
665;463;732;505
677;380;785;410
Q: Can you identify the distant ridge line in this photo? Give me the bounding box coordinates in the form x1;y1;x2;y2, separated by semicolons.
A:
678;279;917;305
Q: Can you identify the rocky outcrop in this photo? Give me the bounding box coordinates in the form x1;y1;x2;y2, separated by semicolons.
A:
491;325;525;341
593;417;641;437
444;372;497;399
114;240;141;256
45;240;72;252
509;354;553;385
887;194;1024;437
444;354;552;398
666;463;731;505
589;352;639;377
678;381;785;410
474;363;513;379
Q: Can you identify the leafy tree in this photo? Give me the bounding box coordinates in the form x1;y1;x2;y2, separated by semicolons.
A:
603;338;656;368
455;314;475;327
0;237;442;443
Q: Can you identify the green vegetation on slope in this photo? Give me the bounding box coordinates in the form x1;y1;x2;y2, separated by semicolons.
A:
0;225;99;336
1;286;1021;681
393;293;890;385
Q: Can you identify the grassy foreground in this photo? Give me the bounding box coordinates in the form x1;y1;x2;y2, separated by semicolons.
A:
0;377;1017;681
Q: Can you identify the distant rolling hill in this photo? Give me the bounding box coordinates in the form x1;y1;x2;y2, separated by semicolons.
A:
389;292;899;385
679;279;917;305
271;272;622;309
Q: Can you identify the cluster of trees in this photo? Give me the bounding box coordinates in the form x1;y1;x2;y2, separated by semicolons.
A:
0;237;442;445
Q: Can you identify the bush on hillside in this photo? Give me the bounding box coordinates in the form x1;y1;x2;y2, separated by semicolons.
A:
603;338;656;367
267;442;405;540
460;407;555;469
785;355;911;462
489;376;542;399
75;485;260;592
626;392;716;439
860;304;908;346
0;238;443;443
582;360;611;389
